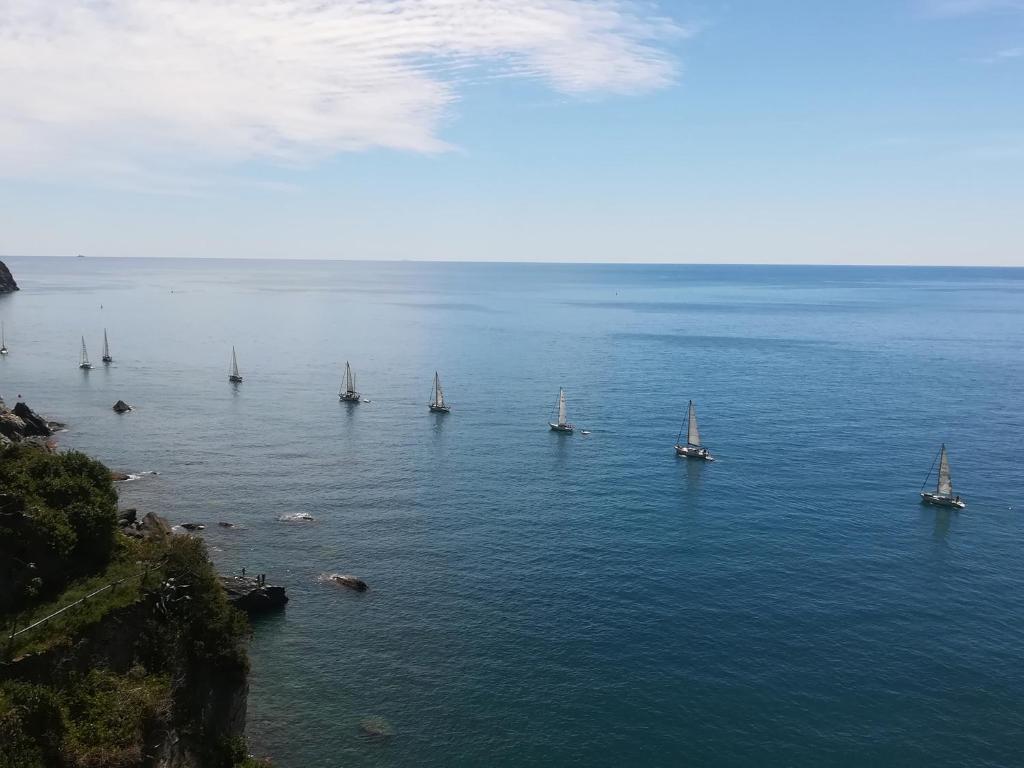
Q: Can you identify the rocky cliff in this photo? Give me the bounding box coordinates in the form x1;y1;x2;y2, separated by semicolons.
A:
0;260;17;292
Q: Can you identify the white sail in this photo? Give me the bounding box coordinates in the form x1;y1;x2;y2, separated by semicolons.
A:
345;362;355;394
230;347;240;377
687;401;701;446
80;336;90;366
937;444;953;497
557;388;568;426
103;329;110;358
433;372;444;407
1;322;6;351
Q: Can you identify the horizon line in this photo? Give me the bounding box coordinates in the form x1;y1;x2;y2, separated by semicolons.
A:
2;254;1023;269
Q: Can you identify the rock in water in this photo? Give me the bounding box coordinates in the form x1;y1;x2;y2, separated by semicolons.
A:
180;522;205;531
330;574;368;592
12;402;53;437
113;400;132;413
220;575;288;614
0;260;17;292
358;717;395;741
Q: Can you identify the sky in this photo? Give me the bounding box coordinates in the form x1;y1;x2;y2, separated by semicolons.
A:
0;0;1021;265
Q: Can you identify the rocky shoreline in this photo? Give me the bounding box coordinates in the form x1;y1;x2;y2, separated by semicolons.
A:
0;397;63;447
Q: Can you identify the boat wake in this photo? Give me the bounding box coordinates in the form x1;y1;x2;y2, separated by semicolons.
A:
122;470;159;482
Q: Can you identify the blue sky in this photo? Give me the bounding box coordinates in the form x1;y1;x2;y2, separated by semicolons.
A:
0;0;1021;264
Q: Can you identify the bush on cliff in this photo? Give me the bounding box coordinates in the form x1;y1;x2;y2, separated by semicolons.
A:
0;445;118;615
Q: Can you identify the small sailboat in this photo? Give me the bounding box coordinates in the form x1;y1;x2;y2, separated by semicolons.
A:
549;388;574;433
429;371;450;413
0;322;7;355
920;444;965;509
79;336;92;370
101;328;113;363
674;400;713;461
339;361;361;402
228;346;243;383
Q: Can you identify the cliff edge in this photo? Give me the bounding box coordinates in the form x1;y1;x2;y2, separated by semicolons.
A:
0;260;18;292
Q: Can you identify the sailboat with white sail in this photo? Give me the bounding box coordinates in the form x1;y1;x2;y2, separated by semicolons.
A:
102;329;113;363
79;336;92;370
228;346;243;383
429;371;450;413
674;400;713;461
339;361;361;402
0;322;7;355
920;443;965;509
549;388;574;433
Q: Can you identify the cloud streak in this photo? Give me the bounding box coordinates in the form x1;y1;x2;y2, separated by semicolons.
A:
0;0;685;181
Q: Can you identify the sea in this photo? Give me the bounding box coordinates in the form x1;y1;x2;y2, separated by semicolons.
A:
1;257;1023;767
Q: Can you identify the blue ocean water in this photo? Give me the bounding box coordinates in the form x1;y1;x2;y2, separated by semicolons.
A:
1;257;1023;767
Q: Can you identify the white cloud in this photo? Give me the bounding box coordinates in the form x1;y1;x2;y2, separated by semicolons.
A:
0;0;685;181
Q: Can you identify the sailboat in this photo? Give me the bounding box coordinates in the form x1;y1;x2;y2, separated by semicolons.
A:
228;346;243;383
79;336;92;370
339;361;361;402
429;371;450;413
548;388;574;433
674;400;713;461
920;444;965;509
101;329;113;363
0;322;7;355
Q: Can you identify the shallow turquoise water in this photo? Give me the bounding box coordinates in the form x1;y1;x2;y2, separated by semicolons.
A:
1;258;1023;767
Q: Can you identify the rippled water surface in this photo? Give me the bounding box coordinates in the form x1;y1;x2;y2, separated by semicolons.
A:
2;258;1023;767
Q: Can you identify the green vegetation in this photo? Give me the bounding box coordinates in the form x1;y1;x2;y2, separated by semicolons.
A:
0;445;264;767
1;444;119;615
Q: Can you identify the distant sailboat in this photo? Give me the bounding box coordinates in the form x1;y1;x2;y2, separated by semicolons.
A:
429;371;450;413
339;361;361;402
549;388;574;433
79;336;92;370
674;400;713;461
920;444;965;509
102;329;113;363
228;346;243;383
0;322;7;355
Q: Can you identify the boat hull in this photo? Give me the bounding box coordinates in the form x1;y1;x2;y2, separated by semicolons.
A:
429;404;450;413
79;364;92;370
549;423;574;433
229;375;243;383
920;492;965;509
675;444;713;461
340;393;361;403
102;356;113;363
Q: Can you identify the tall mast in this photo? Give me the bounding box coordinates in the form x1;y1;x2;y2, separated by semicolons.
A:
434;372;443;407
557;388;568;426
345;362;354;394
80;336;89;366
231;346;239;377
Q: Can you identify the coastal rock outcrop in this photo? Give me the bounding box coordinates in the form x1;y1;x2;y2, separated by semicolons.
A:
220;574;289;614
113;399;132;413
0;399;58;444
0;259;17;292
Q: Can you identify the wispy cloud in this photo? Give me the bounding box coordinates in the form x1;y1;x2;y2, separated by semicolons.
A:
0;0;686;182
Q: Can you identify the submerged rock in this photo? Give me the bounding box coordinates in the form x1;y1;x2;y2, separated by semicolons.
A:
329;574;368;592
358;716;395;741
111;471;132;481
113;400;132;413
